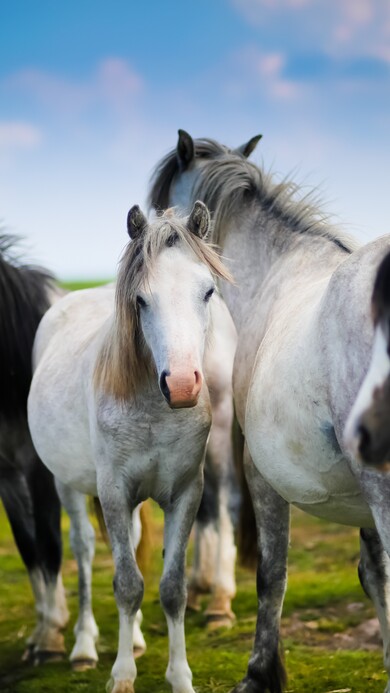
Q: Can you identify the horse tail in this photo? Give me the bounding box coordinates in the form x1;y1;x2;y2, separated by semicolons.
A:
92;497;155;575
233;416;257;569
136;501;155;575
92;496;108;542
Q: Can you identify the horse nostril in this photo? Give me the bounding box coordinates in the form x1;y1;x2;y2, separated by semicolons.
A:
358;423;371;456
160;370;171;403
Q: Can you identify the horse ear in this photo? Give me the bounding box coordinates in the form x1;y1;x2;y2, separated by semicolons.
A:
127;205;148;240
177;129;194;170
187;201;210;239
234;134;262;158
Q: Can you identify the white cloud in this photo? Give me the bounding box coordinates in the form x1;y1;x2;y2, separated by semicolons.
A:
231;0;390;62
222;46;302;102
0;121;42;151
3;58;143;118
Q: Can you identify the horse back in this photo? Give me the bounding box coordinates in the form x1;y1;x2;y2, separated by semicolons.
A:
32;285;115;369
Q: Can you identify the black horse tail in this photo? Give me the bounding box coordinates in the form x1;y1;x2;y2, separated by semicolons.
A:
233;416;257;569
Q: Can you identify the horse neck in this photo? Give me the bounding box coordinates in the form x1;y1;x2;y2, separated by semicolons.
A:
217;204;348;331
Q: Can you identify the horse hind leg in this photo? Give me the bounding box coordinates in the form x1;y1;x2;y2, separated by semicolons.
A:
189;445;237;627
187;461;219;612
55;480;99;670
203;487;236;628
205;401;237;627
131;504;146;656
0;465;46;660
28;457;69;663
358;528;390;693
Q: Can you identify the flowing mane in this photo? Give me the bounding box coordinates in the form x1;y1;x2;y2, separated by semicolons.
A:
149;137;359;254
0;233;55;419
94;209;231;401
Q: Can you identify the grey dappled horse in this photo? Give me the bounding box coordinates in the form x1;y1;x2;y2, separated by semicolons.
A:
28;204;231;693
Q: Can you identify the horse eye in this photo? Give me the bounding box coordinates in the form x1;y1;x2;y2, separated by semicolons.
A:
204;287;215;302
136;295;147;308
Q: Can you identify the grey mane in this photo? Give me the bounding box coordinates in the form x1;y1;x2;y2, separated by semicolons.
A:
149;139;228;212
149;137;358;255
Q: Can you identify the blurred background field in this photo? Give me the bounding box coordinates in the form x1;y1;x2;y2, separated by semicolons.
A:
0;501;386;693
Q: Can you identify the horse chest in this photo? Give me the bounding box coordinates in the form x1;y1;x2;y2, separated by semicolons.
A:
96;404;210;506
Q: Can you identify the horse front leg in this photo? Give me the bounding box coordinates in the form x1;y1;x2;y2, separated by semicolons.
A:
358;528;390;693
359;471;390;693
161;475;204;693
55;480;99;670
232;446;289;693
98;474;143;693
29;456;69;663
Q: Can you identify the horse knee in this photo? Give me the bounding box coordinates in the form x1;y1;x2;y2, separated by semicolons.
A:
160;570;186;619
113;569;143;614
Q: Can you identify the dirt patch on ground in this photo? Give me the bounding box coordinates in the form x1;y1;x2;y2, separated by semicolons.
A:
281;602;381;651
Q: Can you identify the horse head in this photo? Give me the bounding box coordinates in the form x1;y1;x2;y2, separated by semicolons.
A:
344;250;390;470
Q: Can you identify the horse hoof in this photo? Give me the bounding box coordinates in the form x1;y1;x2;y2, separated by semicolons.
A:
206;614;235;630
106;677;135;693
72;658;98;672
206;613;235;630
33;650;66;665
230;677;264;693
186;588;202;612
133;645;146;659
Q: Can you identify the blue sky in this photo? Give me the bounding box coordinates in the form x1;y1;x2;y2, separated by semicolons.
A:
1;0;389;278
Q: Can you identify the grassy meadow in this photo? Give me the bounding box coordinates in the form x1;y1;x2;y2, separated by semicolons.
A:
0;503;386;693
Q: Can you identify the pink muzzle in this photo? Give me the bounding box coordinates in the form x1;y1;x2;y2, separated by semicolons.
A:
160;369;203;408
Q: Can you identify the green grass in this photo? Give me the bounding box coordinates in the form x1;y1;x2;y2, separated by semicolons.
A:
0;505;386;693
60;279;113;292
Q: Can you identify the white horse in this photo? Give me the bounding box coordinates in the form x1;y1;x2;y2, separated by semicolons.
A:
46;295;237;674
57;290;237;676
344;249;390;471
28;203;230;693
149;130;390;693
